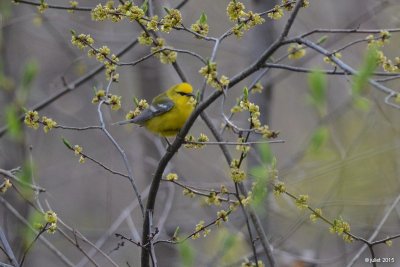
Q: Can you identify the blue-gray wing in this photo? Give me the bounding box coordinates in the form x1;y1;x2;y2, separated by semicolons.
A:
127;99;174;125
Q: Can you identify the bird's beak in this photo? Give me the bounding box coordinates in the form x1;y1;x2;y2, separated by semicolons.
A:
112;119;135;126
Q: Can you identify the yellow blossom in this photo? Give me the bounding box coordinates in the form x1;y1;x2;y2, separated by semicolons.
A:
0;179;12;193
41;116;57;133
166;173;178;181
268;5;284;20
24;110;40;129
288;44;306;60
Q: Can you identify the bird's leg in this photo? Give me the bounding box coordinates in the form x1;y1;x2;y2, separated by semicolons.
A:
164;137;172;147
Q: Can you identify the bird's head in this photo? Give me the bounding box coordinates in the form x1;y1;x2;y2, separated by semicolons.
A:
168;83;196;106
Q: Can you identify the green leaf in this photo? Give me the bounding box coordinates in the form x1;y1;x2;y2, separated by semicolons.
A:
243;87;248;101
5;105;22;140
173;226;180;239
179;241;195;267
353;96;370;111
252;174;268;208
308;70;326;111
221;234;237;253
310;126;329;151
352;47;378;95
133;96;140;106
141;0;148;14
20;161;35;198
199;12;207;24
163;7;171;14
62;137;73;150
257;143;272;163
317;35;328;44
21;59;38;91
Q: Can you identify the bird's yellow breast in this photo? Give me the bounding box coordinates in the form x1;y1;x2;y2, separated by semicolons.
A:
144;98;194;136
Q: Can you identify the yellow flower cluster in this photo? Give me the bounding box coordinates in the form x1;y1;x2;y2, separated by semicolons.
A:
184;133;209;149
91;89;106;103
295;194;309;209
91;90;121;110
68;1;78;13
329;217;353;242
24;111;57;133
183;188;195;198
71;32;94;50
41;116;57;133
216;210;229;226
231;95;278;138
138;31;153;46
273;181;286;196
323;52;342;65
91;1;144;22
310;208;322;223
366;30;391;48
236;137;250;153
150;38;178;64
227;1;264;38
230;159;246;183
226;1;246;21
198;62;229;90
166;173;178;181
44;210;58;234
375;51;400;73
24;110;40;129
192;220;210;239
109;94;121;110
205;191;221;206
73;145;85;163
190;20;209;37
288;44;306;60
251;82;264;94
160;9;182;33
146;15;159;31
0;179;12;193
125;99;149;120
37;0;48;13
241;260;265;267
268;5;284;20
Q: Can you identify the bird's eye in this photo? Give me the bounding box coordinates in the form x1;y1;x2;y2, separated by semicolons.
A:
177;92;190;96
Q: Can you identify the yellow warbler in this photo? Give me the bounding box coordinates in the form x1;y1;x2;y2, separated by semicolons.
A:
118;83;196;136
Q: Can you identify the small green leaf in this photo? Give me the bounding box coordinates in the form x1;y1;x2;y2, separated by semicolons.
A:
173;226;180;239
352;47;378;95
310;126;329;151
179;241;195;267
141;0;148;13
257;143;272;164
222;234;237;252
252;174;268;208
243;87;249;101
163;7;171;14
62;137;73;150
133;96;140;106
308;70;326;110
5;105;22;140
199;12;207;24
70;29;76;36
21;59;38;91
353;96;370;111
317;35;328;44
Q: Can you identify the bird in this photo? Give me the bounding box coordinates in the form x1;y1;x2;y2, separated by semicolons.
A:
117;83;196;137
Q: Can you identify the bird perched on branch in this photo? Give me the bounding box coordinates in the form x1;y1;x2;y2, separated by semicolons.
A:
117;83;196;137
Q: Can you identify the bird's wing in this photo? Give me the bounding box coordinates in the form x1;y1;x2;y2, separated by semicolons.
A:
129;95;174;125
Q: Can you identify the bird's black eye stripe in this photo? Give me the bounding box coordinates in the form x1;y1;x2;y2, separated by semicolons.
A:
177;92;190;96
